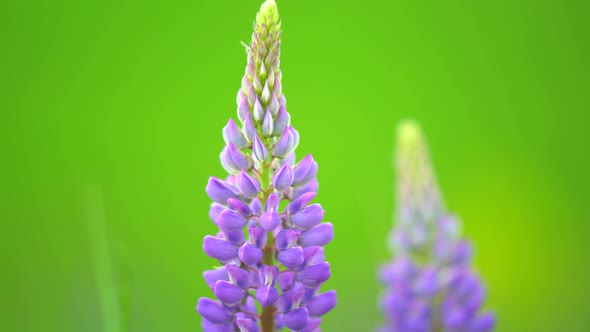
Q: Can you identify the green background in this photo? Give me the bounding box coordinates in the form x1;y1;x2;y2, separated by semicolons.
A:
2;0;589;331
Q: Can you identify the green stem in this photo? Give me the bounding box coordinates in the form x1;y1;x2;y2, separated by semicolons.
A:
261;305;275;332
257;142;275;331
261;232;276;332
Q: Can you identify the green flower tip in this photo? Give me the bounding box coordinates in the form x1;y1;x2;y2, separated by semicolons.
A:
397;120;423;151
257;0;279;26
395;120;439;203
396;120;429;168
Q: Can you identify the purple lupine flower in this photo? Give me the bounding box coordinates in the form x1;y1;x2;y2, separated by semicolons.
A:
198;1;336;331
378;121;495;332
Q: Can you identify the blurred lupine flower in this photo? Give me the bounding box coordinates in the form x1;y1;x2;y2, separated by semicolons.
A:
197;1;336;331
378;121;495;332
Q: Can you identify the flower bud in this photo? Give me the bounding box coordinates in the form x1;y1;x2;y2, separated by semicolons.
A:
242;112;257;142
221;142;252;174
272;106;290;135
252;134;268;162
272;163;294;191
235;170;260;198
293;154;318;186
273;126;296;158
223;119;248;149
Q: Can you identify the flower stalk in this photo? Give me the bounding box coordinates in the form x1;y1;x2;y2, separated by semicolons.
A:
197;1;336;331
378;121;496;332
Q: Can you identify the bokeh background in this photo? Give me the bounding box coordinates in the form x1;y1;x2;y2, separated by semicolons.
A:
2;0;589;331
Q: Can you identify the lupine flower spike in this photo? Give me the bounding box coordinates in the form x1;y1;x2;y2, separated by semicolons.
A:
378;121;495;332
198;1;336;331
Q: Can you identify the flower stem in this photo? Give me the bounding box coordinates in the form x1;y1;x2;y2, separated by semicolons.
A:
261;305;275;332
259;140;275;331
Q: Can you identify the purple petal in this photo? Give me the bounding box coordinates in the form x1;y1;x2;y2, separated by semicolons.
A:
202;319;233;332
225;174;237;185
248;268;260;289
273;105;290;135
253;97;264;121
291;203;324;230
289;126;300;149
268;92;279;116
286;192;316;215
236;170;261;198
238;243;262;266
226;265;250;290
293;154;318;187
206;177;239;204
237;318;260;332
443;305;468;329
196;298;231;324
247;85;256;106
259;265;280;286
307;290;337;317
209;203;225;223
248;226;268;248
253;134;268;162
242;112;257;142
282;152;296;167
276;289;305;314
402;303;431;331
265;193;280;212
273;126;295;158
203;236;238;261
279;271;296;292
299;223;334;247
465;283;486;314
223;118;248;149
217;209;247;232
378;256;417;284
274;315;284;330
222;142;251;173
250;197;262;214
451;240;472;265
273;77;282;97
256;284;279;307
241;75;250;97
236;87;246;105
279;93;286;107
272;163;294;191
302;246;325;267
240;296;257;316
298;262;331;287
299;318;321;332
275;229;300;250
449;272;478;300
224;229;245;246
469;313;496;332
414;267;438;296
283;307;309;330
291;179;319;200
203;266;229;289
262;109;274;136
261;81;271;104
227;198;252;216
237;97;250;123
278;246;304;269
214;280;245;306
260;210;281;231
253;75;262;94
438;215;460;238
